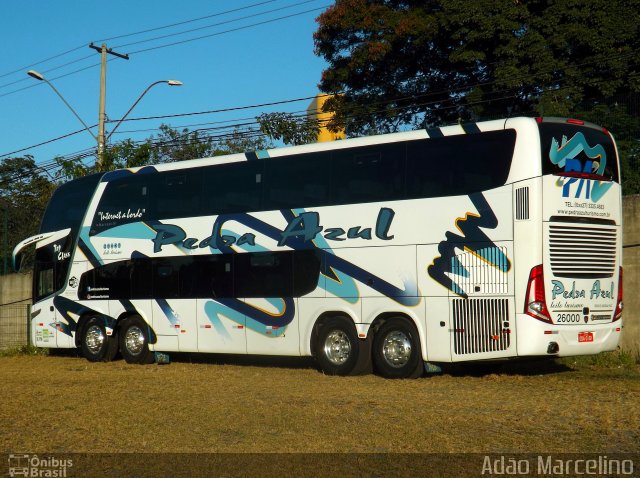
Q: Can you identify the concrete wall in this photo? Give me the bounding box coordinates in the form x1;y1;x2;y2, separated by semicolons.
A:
622;195;640;354
0;273;31;348
0;272;31;306
1;196;639;352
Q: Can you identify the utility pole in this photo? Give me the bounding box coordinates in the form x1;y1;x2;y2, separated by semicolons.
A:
89;43;129;168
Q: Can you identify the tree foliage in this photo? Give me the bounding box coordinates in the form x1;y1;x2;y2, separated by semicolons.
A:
314;0;640;133
55;124;273;180
0;156;55;273
257;112;320;146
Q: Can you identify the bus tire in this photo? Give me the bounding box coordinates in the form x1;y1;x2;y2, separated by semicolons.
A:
119;316;154;365
315;316;367;376
80;315;118;362
372;318;423;379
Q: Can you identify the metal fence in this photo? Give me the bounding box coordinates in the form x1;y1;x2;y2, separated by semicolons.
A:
0;304;30;349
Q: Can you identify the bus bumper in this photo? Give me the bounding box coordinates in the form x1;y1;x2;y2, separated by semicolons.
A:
515;314;623;357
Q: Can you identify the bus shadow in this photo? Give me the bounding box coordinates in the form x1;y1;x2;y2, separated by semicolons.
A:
441;358;573;378
48;348;573;377
162;352;318;371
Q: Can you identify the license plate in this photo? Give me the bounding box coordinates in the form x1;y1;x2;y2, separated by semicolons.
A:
578;332;594;343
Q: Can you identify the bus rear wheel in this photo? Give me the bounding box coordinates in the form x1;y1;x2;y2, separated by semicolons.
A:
373;318;423;379
119;316;154;365
315;316;370;376
80;315;118;362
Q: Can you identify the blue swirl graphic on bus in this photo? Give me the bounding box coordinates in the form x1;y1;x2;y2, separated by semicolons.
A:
549;132;612;202
428;193;510;298
211;209;419;306
204;298;290;337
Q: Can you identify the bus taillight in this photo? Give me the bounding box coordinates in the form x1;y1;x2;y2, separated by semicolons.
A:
525;265;552;323
613;267;623;322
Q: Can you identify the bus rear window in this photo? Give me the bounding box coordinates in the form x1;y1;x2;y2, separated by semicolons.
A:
539;122;619;182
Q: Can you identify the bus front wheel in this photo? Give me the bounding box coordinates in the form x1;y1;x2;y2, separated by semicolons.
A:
372;318;423;379
119;316;154;365
80;315;118;362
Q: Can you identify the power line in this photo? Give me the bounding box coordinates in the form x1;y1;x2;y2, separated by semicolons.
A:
2;50;635;162
0;1;284;86
128;5;330;55
113;0;323;50
97;0;281;43
0;44;87;80
0;2;326;97
0;94;329;158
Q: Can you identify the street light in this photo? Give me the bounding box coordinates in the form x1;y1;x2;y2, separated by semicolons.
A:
27;69;98;142
106;79;182;141
27;70;182;165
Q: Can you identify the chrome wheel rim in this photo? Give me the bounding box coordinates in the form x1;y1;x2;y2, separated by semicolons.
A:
124;325;145;356
382;330;412;368
85;325;105;354
324;330;351;366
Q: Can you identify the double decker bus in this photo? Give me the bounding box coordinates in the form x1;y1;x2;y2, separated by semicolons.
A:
13;116;624;378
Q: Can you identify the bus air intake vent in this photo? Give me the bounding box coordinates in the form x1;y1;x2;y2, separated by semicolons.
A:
452;246;509;295
452;298;510;355
515;187;530;220
548;223;617;278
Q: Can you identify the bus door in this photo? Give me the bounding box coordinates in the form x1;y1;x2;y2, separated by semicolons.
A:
30;232;74;348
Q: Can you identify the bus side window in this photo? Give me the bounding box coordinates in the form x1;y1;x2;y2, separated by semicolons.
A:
331;143;405;204
92;176;149;234
264;152;330;210
130;259;152;299
406;138;450;199
202;161;263;215
293;249;321;296
177;255;234;298
150;172;202;220
235;251;293;298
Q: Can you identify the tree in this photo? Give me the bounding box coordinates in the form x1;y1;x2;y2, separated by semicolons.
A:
314;0;640;134
0;156;55;273
257;112;320;146
55;124;274;180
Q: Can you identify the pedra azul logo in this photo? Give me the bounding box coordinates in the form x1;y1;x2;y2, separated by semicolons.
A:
549;132;612;203
151;208;396;253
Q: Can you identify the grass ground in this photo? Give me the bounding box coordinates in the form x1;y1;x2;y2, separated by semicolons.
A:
1;351;638;456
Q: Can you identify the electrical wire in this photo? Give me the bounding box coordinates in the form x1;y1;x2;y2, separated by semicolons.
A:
113;0;323;50
96;0;282;43
0;1;326;96
128;5;330;55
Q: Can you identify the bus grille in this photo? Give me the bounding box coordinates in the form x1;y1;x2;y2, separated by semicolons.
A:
452;298;510;355
548;223;617;278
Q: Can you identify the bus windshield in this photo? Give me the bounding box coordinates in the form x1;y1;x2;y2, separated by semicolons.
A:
40;173;102;234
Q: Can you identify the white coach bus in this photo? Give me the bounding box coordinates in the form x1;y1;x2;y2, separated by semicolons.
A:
13;116;624;378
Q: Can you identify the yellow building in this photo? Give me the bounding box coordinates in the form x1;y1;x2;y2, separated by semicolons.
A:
307;94;345;142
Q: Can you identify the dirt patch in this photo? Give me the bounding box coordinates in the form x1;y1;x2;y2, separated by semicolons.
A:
1;354;639;454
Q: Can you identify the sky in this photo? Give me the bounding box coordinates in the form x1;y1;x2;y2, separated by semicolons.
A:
0;0;330;172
